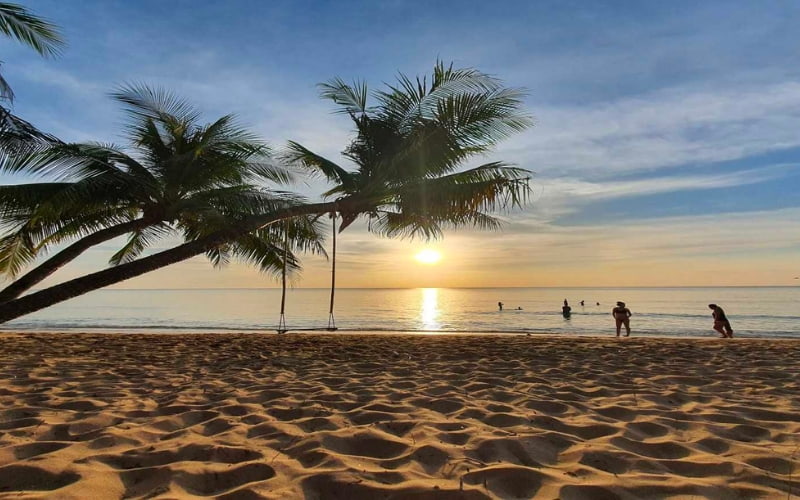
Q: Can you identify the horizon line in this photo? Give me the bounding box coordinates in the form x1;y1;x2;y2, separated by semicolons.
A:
34;285;800;291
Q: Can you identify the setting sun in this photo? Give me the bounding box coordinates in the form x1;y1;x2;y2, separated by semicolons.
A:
415;249;442;265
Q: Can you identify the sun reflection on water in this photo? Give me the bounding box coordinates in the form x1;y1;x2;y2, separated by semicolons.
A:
420;288;440;330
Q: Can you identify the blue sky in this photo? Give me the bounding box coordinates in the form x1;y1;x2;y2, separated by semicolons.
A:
2;0;799;287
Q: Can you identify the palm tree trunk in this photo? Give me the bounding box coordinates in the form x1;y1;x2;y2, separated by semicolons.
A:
0;217;152;304
0;201;337;323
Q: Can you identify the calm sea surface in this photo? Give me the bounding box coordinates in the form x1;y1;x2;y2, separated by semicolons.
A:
2;287;798;338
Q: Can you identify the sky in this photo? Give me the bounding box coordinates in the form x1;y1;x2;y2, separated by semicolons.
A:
2;0;799;289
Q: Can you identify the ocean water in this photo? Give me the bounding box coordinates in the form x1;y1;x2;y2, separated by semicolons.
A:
2;287;798;338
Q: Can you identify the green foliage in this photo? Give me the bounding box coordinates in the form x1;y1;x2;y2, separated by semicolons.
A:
0;2;64;101
0;85;321;280
285;61;533;237
0;2;63;57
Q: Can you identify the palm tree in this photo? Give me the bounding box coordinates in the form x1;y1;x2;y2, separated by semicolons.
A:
0;62;532;323
0;2;64;151
0;84;322;303
285;61;532;238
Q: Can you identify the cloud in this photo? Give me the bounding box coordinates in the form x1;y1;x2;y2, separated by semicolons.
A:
499;81;800;177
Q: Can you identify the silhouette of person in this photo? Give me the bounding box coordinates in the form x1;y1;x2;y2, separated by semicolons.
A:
596;302;600;306
708;304;733;338
562;299;572;318
612;301;632;337
580;300;585;306
498;302;504;311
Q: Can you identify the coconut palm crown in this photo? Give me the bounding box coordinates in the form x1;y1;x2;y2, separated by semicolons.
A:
0;84;322;301
285;61;533;239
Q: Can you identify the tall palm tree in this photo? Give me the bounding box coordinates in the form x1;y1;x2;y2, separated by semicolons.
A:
0;84;322;303
0;2;64;151
0;62;533;323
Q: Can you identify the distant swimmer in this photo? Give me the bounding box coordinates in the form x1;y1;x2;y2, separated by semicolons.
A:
596;302;600;306
580;300;585;306
498;302;504;311
612;301;632;337
562;299;572;318
708;304;733;338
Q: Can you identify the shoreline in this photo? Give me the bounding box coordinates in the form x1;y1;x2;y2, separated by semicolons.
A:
3;328;800;340
1;332;798;498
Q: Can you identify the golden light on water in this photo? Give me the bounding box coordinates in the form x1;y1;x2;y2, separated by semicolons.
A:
415;249;442;264
420;288;440;330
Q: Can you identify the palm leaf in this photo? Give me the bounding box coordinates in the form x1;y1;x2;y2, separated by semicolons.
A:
0;228;34;277
0;2;64;58
111;83;200;124
109;224;172;266
318;77;369;115
283;141;354;189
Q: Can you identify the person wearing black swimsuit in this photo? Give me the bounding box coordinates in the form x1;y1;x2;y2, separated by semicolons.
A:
708;304;733;338
612;301;632;337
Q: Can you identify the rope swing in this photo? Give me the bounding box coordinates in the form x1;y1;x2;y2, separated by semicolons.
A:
277;219;289;334
327;212;337;330
276;212;339;333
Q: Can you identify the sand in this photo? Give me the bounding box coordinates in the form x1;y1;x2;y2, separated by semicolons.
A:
0;332;798;499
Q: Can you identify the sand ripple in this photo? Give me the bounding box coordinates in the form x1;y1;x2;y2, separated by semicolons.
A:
0;333;798;498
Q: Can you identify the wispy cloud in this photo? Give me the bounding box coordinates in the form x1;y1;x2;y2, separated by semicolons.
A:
501;82;800;176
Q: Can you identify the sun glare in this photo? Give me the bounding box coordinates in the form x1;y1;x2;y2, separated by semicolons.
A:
415;249;442;265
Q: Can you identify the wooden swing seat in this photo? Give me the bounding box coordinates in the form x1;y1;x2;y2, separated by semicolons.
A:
276;327;338;333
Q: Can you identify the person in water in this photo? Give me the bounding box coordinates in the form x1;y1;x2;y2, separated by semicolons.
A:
498;302;504;311
562;299;572;318
612;301;632;337
708;304;733;338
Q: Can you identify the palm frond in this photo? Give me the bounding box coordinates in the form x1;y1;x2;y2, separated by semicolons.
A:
109;224;172;266
0;141;129;178
395;163;531;215
283;141;354;189
318;77;369;115
0;2;64;58
0;182;72;218
0;107;60;162
0;66;14;102
205;244;231;269
0;228;34;278
111;83;200;124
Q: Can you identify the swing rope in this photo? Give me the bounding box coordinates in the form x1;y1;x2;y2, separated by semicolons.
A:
275;212;339;333
277;219;288;334
327;212;337;331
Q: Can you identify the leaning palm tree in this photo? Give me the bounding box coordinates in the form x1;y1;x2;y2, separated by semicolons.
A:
0;84;322;303
0;62;533;322
0;2;64;152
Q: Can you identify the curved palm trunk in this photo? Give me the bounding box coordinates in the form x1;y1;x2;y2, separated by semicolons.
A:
0;202;336;323
0;217;152;304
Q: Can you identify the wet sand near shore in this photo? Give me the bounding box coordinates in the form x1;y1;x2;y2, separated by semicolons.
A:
0;332;798;499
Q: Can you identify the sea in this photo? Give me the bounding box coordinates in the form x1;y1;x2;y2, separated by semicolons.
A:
2;287;798;338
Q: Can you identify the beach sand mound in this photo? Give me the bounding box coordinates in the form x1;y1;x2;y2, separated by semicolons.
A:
0;333;798;499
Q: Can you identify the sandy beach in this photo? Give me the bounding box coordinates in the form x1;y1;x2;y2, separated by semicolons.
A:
0;332;798;499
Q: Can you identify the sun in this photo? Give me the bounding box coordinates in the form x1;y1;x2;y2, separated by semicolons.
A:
415;249;442;265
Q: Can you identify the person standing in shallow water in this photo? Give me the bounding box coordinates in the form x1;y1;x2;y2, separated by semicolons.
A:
612;301;632;337
498;302;504;311
708;304;734;338
562;299;571;318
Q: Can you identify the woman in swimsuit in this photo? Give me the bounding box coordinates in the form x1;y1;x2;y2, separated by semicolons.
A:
708;304;733;338
612;301;632;337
